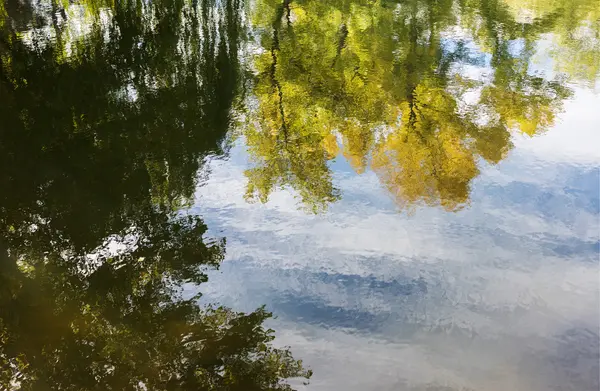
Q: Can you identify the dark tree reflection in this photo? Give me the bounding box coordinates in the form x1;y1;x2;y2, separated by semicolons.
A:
0;0;311;389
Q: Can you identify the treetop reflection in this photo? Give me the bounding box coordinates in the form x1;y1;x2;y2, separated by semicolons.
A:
241;0;594;212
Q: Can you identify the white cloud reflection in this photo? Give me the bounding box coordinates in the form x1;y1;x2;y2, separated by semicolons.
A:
190;88;599;391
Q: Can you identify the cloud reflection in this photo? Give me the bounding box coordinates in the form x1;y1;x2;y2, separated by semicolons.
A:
193;88;599;391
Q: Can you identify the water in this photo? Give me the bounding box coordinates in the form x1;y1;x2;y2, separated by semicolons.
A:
0;0;598;390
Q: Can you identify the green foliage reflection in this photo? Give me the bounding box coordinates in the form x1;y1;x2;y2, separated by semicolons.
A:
0;0;311;388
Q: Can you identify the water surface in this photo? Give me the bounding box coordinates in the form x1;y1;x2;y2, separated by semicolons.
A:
0;0;598;389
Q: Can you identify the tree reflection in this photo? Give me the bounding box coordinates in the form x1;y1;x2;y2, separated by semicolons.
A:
0;0;311;389
498;0;600;85
242;0;588;211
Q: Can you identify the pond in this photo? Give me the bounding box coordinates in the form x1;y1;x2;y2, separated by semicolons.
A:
0;0;598;389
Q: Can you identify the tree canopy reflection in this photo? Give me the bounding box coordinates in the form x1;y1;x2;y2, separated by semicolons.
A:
241;0;593;212
0;0;311;389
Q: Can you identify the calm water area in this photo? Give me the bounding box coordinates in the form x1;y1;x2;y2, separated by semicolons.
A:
0;0;599;389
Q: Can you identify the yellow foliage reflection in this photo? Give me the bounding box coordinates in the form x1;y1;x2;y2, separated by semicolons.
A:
242;0;593;212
